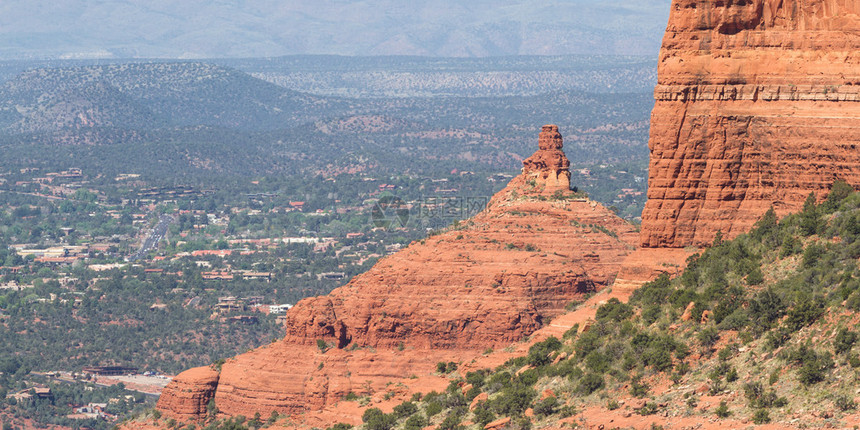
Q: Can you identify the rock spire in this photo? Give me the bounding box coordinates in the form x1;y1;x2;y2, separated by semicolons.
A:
521;125;571;194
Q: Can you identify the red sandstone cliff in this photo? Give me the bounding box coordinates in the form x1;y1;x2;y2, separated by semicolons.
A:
641;0;860;248
156;126;639;420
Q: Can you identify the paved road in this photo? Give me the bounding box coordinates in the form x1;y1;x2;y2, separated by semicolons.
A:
128;214;173;261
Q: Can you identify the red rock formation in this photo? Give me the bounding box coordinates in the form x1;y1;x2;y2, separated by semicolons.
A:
641;0;860;248
522;125;571;194
156;367;219;421
156;126;639;420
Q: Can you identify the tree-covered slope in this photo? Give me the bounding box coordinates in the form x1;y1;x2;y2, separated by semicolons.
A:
0;62;342;133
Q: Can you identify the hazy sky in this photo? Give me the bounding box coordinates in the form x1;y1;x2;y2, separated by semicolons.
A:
0;0;671;59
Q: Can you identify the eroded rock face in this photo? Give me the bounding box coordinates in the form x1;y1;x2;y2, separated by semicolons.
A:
641;0;860;248
522;125;571;194
156;367;219;421
157;127;639;420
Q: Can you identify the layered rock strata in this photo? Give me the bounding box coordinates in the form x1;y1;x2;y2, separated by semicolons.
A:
157;126;639;420
522;125;572;194
155;367;219;421
641;0;860;248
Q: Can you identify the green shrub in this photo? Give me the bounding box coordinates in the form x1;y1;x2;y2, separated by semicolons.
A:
464;385;482;402
631;273;673;306
577;373;604;395
642;344;674;371
802;243;826;269
638;402;658;416
527;336;561;367
485;371;512;393
724;367;738;383
393;401;418;419
826;180;855;208
558;405;578;418
362;408;395;430
630;375;649;398
425;399;443;417
465;370;487;388
745;267;765;285
697;326;720;351
847;291;860;311
764;328;791;350
783;295;825;332
751;207;779;242
445;390;466;409
799;192;822;236
472;402;495;427
834;328;857;354
798;356;832;385
438;413;463;430
584;351;611;374
595;298;634;322
714;401;731;418
642;304;662;325
575;330;603;358
490;383;536;416
752;409;771;424
529;396;556;417
750;289;786;330
546;357;577;378
517;368;539;386
744;382;786;408
516;418;533;430
788;345;833;385
562;323;580;339
404;414;428;430
768;369;780;385
835;395;857;411
717;345;734;362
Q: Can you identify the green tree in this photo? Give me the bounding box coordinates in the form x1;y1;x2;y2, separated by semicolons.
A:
799;192;821;236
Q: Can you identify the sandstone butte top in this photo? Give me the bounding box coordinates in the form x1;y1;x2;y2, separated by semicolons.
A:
521;124;572;194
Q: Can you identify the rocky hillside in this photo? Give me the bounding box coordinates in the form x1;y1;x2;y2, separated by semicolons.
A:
151;126;639;422
300;182;860;430
135;185;860;430
640;0;860;248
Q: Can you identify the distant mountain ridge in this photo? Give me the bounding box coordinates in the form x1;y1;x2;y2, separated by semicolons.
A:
0;62;341;134
0;0;671;60
225;55;657;98
0;60;653;191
